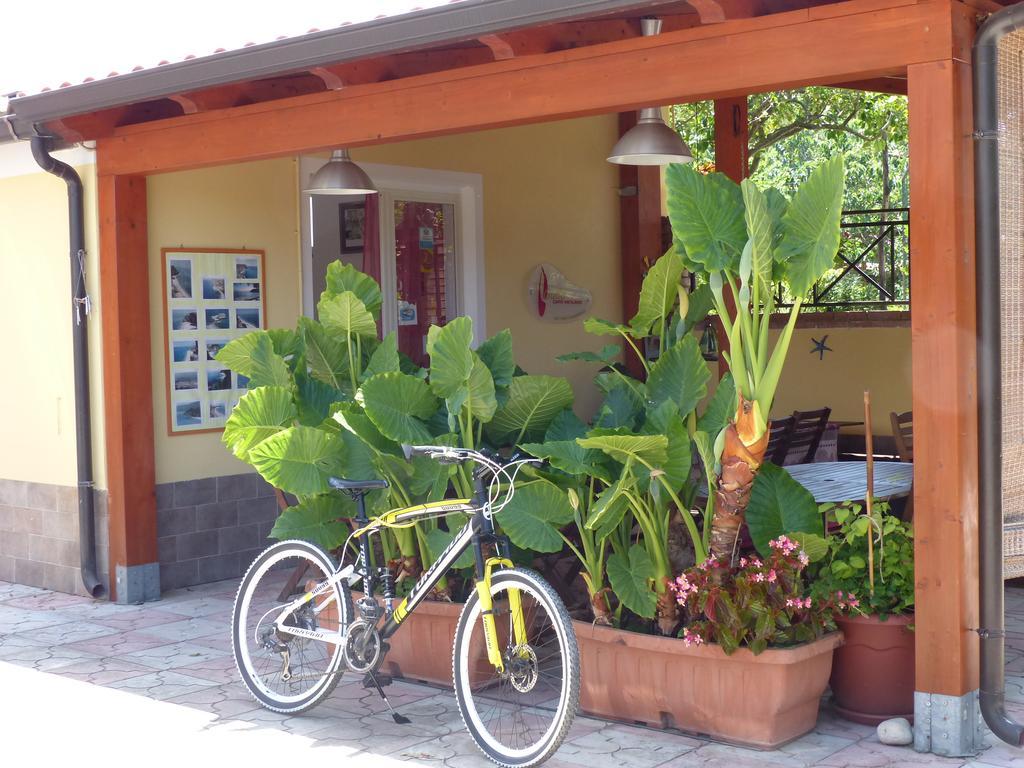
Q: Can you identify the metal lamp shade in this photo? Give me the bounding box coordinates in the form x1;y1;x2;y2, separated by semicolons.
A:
607;107;693;166
304;149;378;195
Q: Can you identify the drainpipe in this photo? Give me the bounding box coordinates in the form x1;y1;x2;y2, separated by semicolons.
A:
30;136;105;599
974;1;1024;747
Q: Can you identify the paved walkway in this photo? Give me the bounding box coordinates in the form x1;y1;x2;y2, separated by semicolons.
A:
2;577;1024;768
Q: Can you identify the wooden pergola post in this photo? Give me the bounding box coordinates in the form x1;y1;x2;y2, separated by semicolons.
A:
98;173;160;603
906;7;980;753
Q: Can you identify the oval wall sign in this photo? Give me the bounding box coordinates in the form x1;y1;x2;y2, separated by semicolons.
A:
526;263;592;320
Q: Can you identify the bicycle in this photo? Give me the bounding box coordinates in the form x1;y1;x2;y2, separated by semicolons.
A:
232;444;580;768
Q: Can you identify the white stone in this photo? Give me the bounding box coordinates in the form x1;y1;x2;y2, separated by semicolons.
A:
876;717;914;746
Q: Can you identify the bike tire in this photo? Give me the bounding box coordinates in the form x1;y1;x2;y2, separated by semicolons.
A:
452;567;580;768
232;539;353;714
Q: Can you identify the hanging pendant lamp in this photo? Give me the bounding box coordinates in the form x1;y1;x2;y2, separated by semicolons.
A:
607;19;693;166
304;149;378;195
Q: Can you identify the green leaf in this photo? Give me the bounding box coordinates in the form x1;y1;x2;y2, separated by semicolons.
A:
556;344;622;365
641;403;691;493
268;328;303;360
360;372;439;445
426;316;475;398
221;386;297;461
630;249;685;337
294;372;345;427
298;316;352;393
679;283;715;339
585;473;634;535
666;164;746;273
778;156;846;297
323;261;383;317
578;434;667;466
477;329;515;389
741;179;775;296
460;355;498;422
519;440;610;482
319;291;377;340
645;336;711;416
248;425;346;496
215;331;271;377
362;332;399;381
425;527;475;570
498;480;575;553
249;334;293;388
594;387;641;430
789;531;828;563
745;461;822;557
697;373;736;437
607;546;657;618
583;317;632;337
544;409;588;442
487;375;574;444
332;401;397;454
269;494;352;550
692;430;717;499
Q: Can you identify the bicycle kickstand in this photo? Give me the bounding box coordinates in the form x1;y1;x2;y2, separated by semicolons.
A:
364;669;410;725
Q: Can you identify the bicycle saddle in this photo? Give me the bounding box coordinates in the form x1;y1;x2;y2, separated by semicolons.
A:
328;477;389;492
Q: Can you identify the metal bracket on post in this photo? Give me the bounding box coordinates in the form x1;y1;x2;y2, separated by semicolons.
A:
914;691;984;757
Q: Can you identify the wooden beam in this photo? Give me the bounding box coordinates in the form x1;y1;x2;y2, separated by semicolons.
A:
688;0;727;22
98;174;158;600
96;0;959;177
479;34;517;60
907;49;978;695
617;112;662;376
831;75;908;95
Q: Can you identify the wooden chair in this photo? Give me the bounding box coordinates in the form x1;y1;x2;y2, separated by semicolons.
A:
765;416;796;465
786;407;833;464
890;410;914;462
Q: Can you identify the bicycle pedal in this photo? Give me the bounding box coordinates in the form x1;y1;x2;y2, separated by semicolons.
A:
363;673;393;688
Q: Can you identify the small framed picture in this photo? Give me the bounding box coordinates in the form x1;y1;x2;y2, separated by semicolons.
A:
168;259;193;299
339;202;366;254
208;401;229;421
235;255;259;280
171;309;199;331
232;281;260;302
205;339;228;361
174;400;203;428
172;340;199;363
207;369;232;392
236;307;261;330
205;309;230;330
202;276;226;300
173;371;198;391
236;373;251;390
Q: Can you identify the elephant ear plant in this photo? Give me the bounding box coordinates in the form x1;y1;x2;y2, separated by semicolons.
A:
666;156;846;560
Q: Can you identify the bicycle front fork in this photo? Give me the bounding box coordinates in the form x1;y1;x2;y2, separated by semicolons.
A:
476;557;527;674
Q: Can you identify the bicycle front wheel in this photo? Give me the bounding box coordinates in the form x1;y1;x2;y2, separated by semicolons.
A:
453;567;579;768
232;539;352;713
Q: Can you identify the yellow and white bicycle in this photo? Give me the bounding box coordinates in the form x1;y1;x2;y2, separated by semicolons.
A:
232;444;579;768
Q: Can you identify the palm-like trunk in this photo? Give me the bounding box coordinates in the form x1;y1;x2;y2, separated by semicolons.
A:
656;578;680;635
709;395;769;561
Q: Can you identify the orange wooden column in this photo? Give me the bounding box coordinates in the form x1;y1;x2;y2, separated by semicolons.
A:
906;37;980;752
713;96;748;377
617;111;662;375
98;173;160;603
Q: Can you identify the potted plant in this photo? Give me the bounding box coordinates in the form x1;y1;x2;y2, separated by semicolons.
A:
573;536;843;748
810;501;915;725
217;260;572;686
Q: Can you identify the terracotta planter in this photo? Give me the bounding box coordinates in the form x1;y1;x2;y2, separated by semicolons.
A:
574;620;843;749
830;612;915;726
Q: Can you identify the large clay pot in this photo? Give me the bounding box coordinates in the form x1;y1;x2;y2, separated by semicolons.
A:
830;612;915;725
574;620;842;749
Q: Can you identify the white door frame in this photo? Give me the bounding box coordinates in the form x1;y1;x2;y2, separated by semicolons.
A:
298;158;486;344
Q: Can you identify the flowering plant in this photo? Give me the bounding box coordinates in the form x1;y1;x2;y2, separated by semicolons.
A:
671;535;852;655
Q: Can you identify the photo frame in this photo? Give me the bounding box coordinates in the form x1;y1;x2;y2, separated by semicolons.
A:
161;248;267;435
339;202;366;254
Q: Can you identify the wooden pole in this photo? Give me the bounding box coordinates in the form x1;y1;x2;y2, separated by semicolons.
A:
864;390;875;596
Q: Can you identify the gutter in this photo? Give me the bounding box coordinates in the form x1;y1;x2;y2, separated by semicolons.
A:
30;137;105;599
974;0;1024;747
2;0;668;144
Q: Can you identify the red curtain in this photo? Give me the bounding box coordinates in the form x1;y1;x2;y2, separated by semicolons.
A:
362;194;381;284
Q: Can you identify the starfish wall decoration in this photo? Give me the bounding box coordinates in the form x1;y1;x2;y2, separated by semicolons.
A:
810;335;833;360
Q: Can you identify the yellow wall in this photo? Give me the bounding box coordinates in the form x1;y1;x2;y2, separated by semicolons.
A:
0;161;105;487
770;326;912;435
147;158;302;483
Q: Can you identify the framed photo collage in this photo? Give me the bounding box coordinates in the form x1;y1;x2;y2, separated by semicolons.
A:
162;248;267;435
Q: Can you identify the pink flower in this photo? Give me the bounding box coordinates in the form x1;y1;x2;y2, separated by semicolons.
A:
682;627;704;647
804;597;813;609
750;558;763;569
786;598;800;608
752;572;765;583
767;569;777;583
798;551;810;566
739;557;748;568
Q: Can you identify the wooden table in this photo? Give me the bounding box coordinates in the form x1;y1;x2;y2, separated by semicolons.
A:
783;461;913;503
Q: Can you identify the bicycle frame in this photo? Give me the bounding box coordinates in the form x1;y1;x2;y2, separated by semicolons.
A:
273;472;527;673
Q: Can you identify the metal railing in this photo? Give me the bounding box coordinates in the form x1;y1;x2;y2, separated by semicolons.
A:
778;207;910;310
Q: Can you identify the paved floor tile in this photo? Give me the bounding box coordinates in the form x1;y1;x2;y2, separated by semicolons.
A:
106;669;220;701
122;640;231;670
0;605;70;636
48;656;156;686
555;724;701;768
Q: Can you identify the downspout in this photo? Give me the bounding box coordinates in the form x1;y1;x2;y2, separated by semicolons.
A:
974;1;1024;747
30;136;105;599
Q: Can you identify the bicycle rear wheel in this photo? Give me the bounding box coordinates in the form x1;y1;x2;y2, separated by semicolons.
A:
232;539;352;713
452;567;579;768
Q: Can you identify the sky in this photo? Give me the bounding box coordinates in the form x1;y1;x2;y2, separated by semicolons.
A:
0;0;454;95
